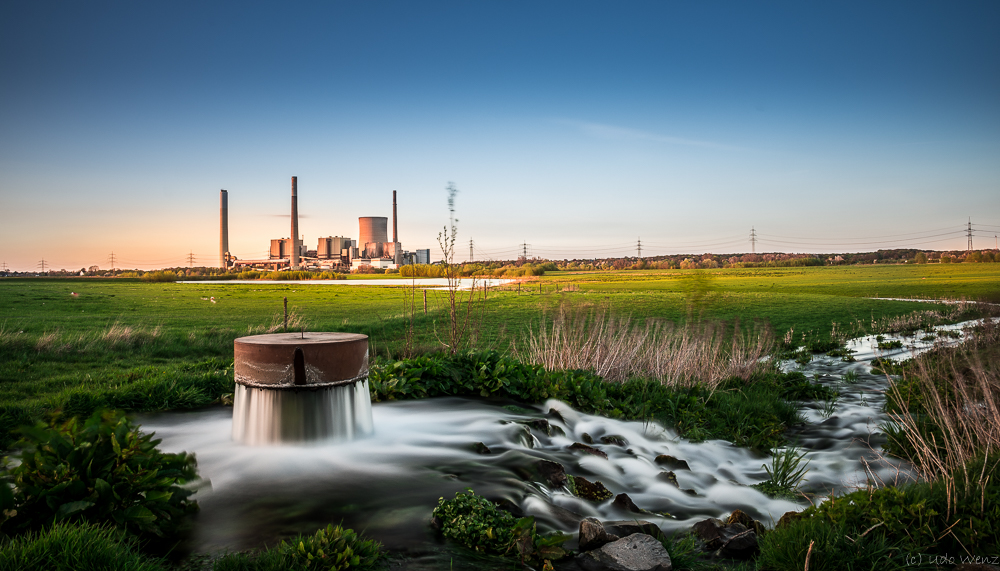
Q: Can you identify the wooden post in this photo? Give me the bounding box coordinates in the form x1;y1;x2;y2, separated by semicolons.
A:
423;290;427;315
283;297;288;331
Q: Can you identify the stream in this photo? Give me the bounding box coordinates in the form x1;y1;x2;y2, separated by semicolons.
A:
136;318;991;562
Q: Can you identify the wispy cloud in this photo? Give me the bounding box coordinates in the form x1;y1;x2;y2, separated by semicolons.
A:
557;119;742;151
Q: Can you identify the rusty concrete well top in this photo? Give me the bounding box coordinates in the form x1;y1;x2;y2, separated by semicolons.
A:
234;332;368;389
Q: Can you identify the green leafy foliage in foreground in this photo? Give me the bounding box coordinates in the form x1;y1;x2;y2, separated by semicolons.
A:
0;410;198;542
0;521;167;571
758;454;1000;571
212;524;380;571
371;351;830;450
432;489;568;564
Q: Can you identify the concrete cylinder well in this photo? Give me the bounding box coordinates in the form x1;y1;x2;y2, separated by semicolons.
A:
232;332;373;444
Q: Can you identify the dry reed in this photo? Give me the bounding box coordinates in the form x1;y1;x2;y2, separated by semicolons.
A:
885;318;1000;516
868;299;979;334
246;310;305;334
520;305;774;388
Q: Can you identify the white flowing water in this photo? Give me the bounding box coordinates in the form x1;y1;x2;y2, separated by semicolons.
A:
137;318;991;555
231;381;374;445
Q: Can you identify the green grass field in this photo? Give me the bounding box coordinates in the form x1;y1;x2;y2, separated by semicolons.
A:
1;263;998;448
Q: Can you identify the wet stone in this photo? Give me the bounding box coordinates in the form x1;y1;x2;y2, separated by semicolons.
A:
604;521;666;543
571;475;614;501
569;442;608;459
547;407;565;423
534;459;568;488
691;518;726;550
726;509;766;536
656;471;679;487
612;493;644;514
578;533;673;571
654;455;690;471
601;435;628;446
525;418;565;437
776;510;802;529
582;432;595;444
579;517;619;552
472;442;491;454
691;518;758;559
718;523;758;559
493;497;525;518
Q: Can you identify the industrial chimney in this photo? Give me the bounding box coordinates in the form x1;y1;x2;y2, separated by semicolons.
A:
392;190;402;266
220;189;229;269
290;176;300;269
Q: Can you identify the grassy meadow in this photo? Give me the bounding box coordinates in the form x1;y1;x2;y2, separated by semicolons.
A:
1;263;997;449
2;263;1000;570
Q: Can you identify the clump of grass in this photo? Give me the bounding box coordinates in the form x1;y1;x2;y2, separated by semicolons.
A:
0;521;167;571
819;394;838;418
870;300;982;335
842;370;859;384
752;446;810;500
876;339;903;350
246;310;306;334
759;453;1000;570
523;306;774;389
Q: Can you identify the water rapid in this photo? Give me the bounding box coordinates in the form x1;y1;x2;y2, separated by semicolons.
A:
138;318;991;556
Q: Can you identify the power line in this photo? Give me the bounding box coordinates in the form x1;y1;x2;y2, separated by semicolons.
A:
108;252;117;272
37;259;48;273
520;241;531;259
968;218;973;251
749;227;757;254
637;238;642;259
469;239;474;263
188;251;195;267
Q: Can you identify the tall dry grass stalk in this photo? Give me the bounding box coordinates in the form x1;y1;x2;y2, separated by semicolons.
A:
520;306;774;388
868;299;980;334
885;318;1000;516
247;311;305;334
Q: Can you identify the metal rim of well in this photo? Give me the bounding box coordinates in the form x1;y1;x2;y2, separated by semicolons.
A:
234;372;369;391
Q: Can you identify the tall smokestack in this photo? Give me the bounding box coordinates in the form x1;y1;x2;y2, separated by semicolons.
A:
392;190;402;266
290;176;300;269
220;189;229;269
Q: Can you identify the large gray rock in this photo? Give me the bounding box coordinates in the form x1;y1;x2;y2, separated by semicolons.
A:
579;533;673;571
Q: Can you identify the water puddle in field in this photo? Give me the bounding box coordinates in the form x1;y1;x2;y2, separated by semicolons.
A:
137;318;994;557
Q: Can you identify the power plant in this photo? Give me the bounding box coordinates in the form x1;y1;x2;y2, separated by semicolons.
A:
222;177;428;271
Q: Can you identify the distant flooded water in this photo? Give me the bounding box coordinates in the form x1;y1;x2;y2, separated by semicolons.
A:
179;278;514;289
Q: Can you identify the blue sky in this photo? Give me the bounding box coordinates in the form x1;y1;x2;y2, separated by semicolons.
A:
2;1;998;270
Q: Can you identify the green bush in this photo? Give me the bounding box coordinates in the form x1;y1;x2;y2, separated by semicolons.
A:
284;524;381;570
0;410;198;541
211;524;380;571
432;489;567;563
139;271;178;283
0;521;167;571
370;351;810;450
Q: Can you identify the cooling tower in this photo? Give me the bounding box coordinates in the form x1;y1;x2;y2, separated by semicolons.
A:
359;217;389;246
220;189;229;269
